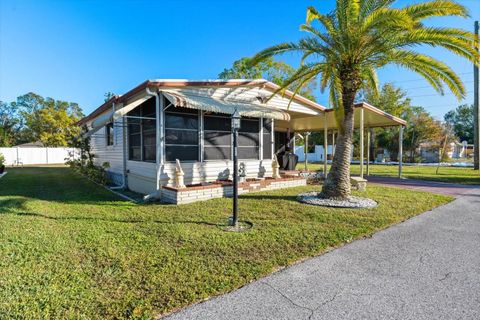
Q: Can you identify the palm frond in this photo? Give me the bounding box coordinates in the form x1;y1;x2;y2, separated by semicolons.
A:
389;50;465;98
396;28;479;64
362;66;379;98
359;8;413;34
306;6;336;35
402;0;469;21
249;42;301;67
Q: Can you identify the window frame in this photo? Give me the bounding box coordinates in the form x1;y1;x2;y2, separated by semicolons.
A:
127;98;156;163
237;117;260;161
164;107;200;162
106;122;114;147
203;113;232;162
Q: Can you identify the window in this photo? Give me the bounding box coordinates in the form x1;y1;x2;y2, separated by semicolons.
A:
203;114;231;160
238;117;259;159
262;118;273;160
127;97;156;162
106;123;114;146
164;107;199;161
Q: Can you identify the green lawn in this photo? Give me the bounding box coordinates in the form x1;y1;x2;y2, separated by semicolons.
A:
297;163;480;185
0;167;452;319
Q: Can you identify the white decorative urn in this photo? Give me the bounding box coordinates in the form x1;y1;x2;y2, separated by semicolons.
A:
174;159;186;188
272;155;280;179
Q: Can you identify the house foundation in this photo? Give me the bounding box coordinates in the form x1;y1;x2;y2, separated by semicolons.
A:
161;176;306;204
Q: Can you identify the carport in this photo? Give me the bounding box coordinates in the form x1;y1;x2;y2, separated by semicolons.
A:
275;102;407;178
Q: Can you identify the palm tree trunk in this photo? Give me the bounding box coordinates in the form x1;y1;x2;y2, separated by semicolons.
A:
321;103;356;200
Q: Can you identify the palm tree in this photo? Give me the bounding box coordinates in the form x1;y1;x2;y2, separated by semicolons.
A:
251;0;479;199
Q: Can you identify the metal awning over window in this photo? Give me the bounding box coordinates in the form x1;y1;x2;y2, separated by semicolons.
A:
161;89;291;121
83;88;290;139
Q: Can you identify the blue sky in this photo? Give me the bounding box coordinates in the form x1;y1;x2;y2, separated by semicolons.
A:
0;0;478;119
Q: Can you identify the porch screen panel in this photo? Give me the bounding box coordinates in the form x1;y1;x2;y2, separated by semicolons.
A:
203;114;231;160
262;118;273;160
127;99;156;162
238;118;260;160
142;104;156;162
164;107;199;161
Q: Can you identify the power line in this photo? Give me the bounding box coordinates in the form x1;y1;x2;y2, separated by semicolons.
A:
385;72;474;84
401;80;474;91
413;102;474;109
407;91;473;98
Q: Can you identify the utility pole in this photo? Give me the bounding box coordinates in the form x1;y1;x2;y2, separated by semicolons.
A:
474;21;479;170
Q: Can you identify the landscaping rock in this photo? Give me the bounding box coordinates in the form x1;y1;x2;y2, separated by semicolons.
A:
297;191;378;209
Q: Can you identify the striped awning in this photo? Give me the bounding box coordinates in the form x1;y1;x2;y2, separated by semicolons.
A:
161;89;291;121
82;88;290;139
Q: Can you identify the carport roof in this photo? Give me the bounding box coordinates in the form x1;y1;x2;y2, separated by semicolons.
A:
276;102;406;132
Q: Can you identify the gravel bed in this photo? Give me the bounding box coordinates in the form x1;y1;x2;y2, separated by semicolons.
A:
297;191;378;209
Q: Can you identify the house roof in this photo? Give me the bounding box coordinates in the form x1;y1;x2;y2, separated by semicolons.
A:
78;79;326;126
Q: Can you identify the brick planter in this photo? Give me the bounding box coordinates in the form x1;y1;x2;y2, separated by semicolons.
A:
161;176;307;205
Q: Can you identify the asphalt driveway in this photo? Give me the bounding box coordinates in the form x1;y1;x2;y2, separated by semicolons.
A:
366;176;479;197
165;187;480;320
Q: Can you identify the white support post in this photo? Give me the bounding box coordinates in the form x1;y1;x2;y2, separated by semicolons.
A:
360;108;364;179
305;133;308;171
122;114;127;186
200;111;204;162
259;118;264;161
366;127;371;176
399;125;404;178
323;113;328;176
155;92;164;196
271;119;274;160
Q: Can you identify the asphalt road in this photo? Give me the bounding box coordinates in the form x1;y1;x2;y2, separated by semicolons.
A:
165;187;480;320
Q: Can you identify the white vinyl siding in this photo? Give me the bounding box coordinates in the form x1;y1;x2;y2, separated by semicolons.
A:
89;111;124;174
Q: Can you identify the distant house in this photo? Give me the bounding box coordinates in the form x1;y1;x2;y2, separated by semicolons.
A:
78;79;405;203
418;141;474;162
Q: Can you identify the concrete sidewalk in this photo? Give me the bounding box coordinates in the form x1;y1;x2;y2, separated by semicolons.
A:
165;188;480;320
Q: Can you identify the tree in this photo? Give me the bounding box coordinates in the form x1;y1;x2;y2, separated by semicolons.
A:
251;0;479;199
403;106;444;162
3;93;84;147
0;101;21;147
364;83;411;160
104;92;116;102
444;104;474;144
219;57;317;101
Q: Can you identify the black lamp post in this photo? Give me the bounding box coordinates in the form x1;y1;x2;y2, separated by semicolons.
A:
230;109;241;227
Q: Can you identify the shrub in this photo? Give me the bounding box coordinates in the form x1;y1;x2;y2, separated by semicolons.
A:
66;130;110;185
0;153;5;167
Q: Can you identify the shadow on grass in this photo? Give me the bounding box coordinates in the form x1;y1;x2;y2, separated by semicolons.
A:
241;194;299;202
0;167;127;205
8;210;225;228
0;198;28;213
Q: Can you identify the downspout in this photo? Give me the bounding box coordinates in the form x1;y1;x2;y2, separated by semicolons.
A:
144;87;163;201
109;101;127;190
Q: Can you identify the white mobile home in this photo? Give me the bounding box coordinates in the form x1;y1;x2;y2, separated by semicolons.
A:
79;79;406;203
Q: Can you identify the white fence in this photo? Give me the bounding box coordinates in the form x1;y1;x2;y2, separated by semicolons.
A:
0;147;79;166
